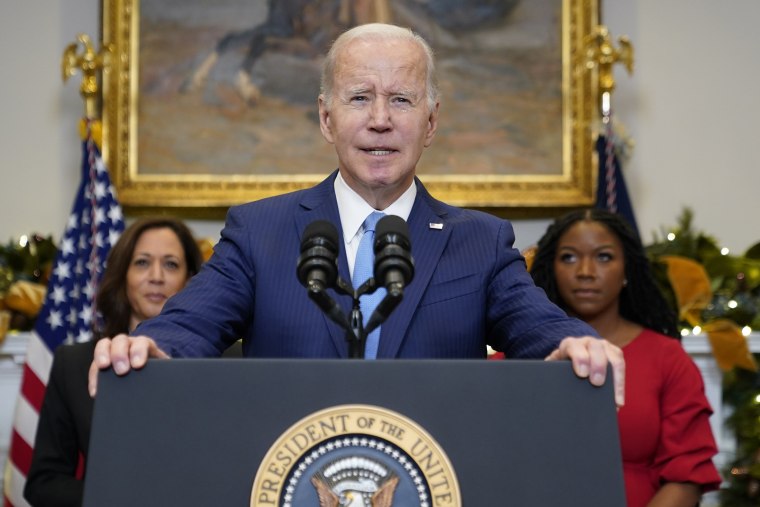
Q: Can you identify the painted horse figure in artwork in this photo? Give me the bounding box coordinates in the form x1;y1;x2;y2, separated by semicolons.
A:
181;0;519;106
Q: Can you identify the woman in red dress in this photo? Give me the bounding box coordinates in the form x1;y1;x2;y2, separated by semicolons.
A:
530;209;721;507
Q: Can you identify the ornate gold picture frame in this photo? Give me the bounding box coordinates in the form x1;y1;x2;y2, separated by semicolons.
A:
102;0;599;211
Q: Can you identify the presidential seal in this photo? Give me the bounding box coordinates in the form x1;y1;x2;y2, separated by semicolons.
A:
250;405;460;506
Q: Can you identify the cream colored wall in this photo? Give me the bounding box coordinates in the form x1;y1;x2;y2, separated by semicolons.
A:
0;1;85;244
1;1;758;253
606;0;760;255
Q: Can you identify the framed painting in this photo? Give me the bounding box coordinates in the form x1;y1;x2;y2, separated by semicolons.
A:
102;0;600;211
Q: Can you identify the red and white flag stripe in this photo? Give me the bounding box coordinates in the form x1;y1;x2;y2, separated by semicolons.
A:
3;122;123;506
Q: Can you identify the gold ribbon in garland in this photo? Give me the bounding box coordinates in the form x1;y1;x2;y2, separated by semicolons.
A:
661;255;757;371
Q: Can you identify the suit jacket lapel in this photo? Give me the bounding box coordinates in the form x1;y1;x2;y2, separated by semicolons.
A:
377;181;451;357
295;175;452;358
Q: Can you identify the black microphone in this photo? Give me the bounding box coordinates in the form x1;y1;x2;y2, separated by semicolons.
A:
297;220;339;291
364;216;414;335
373;215;414;295
296;220;349;330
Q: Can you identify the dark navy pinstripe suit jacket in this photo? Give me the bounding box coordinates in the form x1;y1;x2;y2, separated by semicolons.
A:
135;172;597;359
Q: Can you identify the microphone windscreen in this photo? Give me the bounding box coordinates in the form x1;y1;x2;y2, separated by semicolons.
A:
375;215;410;249
301;220;339;250
297;220;340;288
373;215;414;288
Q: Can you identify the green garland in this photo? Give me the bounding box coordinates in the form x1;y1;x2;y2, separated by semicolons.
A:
0;233;56;331
721;362;760;505
646;208;760;329
645;208;760;505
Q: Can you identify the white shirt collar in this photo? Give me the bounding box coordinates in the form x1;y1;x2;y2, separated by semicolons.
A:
334;172;416;242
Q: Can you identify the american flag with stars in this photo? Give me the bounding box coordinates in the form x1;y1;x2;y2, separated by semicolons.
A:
3;120;124;507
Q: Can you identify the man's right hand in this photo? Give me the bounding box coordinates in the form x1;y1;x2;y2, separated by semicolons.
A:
88;333;170;397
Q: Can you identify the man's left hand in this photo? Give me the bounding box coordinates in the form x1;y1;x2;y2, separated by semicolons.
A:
545;336;625;408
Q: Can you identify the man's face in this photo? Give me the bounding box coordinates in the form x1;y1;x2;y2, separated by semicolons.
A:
318;37;439;208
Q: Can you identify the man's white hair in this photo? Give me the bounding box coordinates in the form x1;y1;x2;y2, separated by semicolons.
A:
320;23;439;112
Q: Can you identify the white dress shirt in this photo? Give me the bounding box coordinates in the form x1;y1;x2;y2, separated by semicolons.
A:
333;172;416;279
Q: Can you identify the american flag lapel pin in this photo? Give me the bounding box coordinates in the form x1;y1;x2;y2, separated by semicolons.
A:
429;222;444;230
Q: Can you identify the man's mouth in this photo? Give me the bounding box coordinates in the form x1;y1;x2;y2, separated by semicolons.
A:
362;148;396;156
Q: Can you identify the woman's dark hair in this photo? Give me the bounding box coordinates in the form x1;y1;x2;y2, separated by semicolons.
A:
530;209;679;339
95;218;203;338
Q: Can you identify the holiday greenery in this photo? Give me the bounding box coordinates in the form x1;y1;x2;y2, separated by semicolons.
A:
645;208;760;506
0;234;56;333
647;208;760;330
721;365;760;504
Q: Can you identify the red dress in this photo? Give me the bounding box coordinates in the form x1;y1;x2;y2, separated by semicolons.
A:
619;329;722;506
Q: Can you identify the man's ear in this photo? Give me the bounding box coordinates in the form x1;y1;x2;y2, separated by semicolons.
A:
424;101;440;147
318;95;334;144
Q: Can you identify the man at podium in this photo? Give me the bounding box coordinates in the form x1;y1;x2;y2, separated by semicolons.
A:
89;23;624;405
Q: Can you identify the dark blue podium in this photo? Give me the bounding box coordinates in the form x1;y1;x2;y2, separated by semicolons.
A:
83;359;625;506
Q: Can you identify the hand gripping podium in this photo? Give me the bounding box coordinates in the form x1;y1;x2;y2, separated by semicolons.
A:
83;359;625;506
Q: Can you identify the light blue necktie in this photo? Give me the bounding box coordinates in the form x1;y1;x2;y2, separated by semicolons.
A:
353;211;386;359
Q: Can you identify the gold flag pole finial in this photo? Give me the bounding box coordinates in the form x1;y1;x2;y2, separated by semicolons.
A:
62;34;112;120
584;26;634;120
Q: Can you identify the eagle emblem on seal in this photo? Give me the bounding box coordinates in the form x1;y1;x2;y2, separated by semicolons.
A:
310;456;399;507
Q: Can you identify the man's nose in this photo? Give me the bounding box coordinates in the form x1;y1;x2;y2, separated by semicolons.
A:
369;100;391;131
